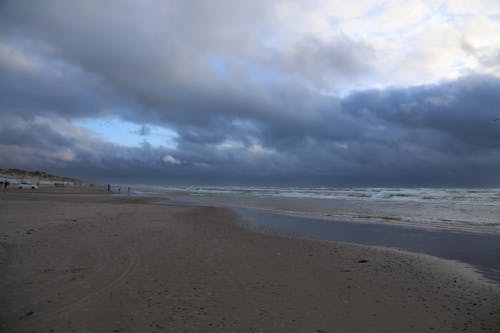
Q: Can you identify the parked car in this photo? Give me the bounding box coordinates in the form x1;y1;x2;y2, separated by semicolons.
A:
17;180;38;189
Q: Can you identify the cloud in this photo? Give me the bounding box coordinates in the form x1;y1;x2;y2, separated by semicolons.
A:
136;125;152;137
0;39;126;120
277;34;374;89
162;154;180;165
1;1;500;186
1;73;499;186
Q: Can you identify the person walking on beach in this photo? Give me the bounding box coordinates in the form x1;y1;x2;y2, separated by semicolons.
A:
128;186;131;195
107;184;110;192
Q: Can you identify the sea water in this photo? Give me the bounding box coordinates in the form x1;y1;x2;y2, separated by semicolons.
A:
143;186;500;234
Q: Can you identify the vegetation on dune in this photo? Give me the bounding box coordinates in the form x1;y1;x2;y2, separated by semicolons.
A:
0;168;81;183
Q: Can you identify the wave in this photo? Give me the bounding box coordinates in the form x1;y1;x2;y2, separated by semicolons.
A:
148;185;500;234
154;186;500;206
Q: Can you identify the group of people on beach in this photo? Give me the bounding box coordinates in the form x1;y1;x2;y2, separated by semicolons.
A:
107;184;132;195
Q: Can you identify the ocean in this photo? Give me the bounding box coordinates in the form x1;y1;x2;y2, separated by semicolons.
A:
138;186;500;234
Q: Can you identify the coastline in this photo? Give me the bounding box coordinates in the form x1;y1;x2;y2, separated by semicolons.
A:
153;187;500;235
233;207;500;284
1;190;499;332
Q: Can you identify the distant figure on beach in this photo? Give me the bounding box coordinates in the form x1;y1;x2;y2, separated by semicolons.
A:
128;186;131;195
118;187;121;193
107;184;110;192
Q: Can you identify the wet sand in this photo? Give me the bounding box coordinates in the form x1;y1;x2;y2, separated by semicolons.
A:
235;207;500;284
1;190;499;332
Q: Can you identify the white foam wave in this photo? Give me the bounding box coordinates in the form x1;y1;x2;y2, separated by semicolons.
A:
155;186;500;206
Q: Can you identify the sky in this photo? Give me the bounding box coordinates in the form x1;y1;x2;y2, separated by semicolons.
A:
1;0;500;186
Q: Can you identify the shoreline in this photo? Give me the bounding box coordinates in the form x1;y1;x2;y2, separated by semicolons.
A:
1;191;499;332
161;198;500;284
234;207;500;285
153;187;500;235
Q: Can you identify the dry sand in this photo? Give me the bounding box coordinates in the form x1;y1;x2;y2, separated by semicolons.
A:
0;189;499;332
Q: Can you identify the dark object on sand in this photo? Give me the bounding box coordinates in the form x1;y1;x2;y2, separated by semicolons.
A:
19;311;34;320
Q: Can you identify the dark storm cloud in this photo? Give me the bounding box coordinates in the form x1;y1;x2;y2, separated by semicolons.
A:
0;0;371;121
2;74;500;186
0;38;128;119
1;0;500;186
163;75;500;186
342;75;500;149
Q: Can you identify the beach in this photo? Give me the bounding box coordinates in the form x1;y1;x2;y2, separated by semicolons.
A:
1;189;499;332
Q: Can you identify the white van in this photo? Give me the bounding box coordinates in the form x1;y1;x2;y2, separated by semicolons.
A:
17;180;38;189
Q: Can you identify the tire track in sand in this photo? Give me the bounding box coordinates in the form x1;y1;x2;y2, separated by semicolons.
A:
5;239;111;316
12;246;139;332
